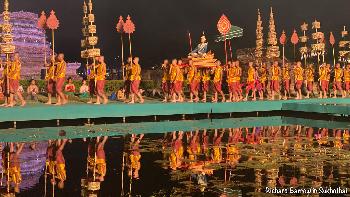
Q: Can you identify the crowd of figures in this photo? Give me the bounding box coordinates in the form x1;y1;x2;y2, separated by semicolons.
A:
0;126;350;195
159;59;350;103
2;52;350;107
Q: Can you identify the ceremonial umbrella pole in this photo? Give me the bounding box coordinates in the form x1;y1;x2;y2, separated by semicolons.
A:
1;0;16;101
124;15;136;67
291;29;299;61
38;11;47;65
279;31;287;67
217;14;232;65
188;31;193;52
46;10;60;62
116;16;125;79
329;32;336;66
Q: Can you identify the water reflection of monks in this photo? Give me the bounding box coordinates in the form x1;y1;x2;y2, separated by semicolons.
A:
2;142;24;194
169;131;183;170
212;129;224;163
88;136;108;182
128;134;143;179
186;130;200;167
49;139;68;190
226;130;240;167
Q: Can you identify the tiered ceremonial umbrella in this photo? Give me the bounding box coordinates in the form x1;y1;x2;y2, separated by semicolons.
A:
279;31;287;66
217;14;232;64
291;29;299;60
329;32;335;65
123;15;135;64
46;10;59;58
37;11;47;65
116;16;125;78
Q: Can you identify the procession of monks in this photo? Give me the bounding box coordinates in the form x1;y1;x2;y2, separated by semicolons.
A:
2;51;350;107
161;59;350;103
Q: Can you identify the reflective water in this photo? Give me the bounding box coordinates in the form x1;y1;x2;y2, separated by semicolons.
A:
1;122;350;196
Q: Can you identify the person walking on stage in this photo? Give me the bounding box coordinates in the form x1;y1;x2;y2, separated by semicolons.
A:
212;60;225;103
129;57;144;104
7;53;25;107
95;56;108;104
54;53;67;105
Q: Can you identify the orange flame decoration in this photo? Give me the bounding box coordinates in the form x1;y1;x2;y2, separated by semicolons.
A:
123;15;135;34
329;32;335;46
217;14;231;35
46;10;59;30
116;16;124;33
279;30;286;45
291;29;299;45
38;11;47;29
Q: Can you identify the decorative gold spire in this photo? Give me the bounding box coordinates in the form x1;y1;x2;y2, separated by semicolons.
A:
255;9;263;59
266;7;280;59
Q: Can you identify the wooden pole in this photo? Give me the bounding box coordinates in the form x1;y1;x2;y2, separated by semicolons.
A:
52;29;55;56
121;33;125;79
224;34;228;65
129;33;132;63
333;47;335;66
44;162;48;197
282;44;285;67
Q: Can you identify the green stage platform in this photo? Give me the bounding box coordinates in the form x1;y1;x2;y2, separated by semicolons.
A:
0;116;348;142
0;98;350;122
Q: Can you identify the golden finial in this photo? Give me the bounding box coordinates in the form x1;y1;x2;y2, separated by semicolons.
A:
301;22;308;31
83;1;88;14
4;0;9;12
88;0;93;13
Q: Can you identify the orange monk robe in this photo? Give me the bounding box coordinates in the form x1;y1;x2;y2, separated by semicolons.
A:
294;66;304;84
130;64;141;81
271;66;280;81
8;60;21;80
213;66;223;83
55;61;66;79
282;67;290;81
247;67;255;83
306;67;314;82
95;63;107;81
334;68;343;82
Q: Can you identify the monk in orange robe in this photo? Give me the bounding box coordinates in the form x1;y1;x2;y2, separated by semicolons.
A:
318;63;329;98
270;61;281;100
174;60;184;102
244;62;256;101
45;55;57;105
258;64;267;99
124;57;133;102
212;60;225;102
54;53;67;105
294;62;304;100
235;61;243;101
333;63;345;98
201;68;210;102
6;53;25;107
344;64;350;97
129;57;144;103
161;59;170;102
281;63;290;100
187;60;199;102
305;64;314;98
95;56;108;104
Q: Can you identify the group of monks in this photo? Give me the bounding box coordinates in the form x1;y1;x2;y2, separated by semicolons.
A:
161;59;350;103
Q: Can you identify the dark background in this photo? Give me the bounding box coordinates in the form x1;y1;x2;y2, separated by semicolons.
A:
10;0;350;67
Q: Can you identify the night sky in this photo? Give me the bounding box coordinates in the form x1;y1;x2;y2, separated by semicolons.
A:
11;0;350;67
